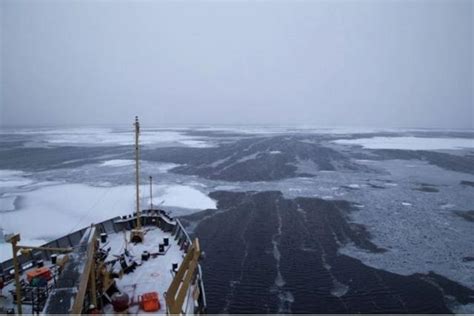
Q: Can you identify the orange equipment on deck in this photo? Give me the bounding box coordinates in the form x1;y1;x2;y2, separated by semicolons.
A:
26;267;52;283
139;292;160;312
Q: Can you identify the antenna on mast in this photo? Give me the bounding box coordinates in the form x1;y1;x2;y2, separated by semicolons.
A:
131;116;144;243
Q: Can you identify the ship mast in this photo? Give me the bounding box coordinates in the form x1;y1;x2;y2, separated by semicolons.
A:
131;116;144;243
135;116;141;229
149;176;153;210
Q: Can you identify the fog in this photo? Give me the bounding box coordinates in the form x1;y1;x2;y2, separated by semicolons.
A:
0;0;472;128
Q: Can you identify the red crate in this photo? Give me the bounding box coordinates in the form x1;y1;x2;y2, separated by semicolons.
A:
26;267;52;283
139;292;160;312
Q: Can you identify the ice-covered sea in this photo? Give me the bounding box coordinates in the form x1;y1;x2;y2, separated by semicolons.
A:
0;126;473;312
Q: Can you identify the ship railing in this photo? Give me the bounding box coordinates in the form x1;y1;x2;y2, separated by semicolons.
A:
173;218;208;314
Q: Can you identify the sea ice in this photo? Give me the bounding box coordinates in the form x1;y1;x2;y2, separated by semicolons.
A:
194;125;403;135
333;136;474;150
0;183;215;250
8;127;214;148
1;184;138;241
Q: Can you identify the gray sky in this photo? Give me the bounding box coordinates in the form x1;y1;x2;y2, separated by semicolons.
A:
0;0;472;128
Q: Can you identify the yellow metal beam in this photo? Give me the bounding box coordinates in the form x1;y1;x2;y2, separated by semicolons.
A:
16;245;72;253
70;227;97;314
89;251;97;308
6;234;22;315
166;238;201;315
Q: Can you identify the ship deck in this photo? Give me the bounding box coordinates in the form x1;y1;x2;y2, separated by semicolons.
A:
102;227;188;314
1;221;200;314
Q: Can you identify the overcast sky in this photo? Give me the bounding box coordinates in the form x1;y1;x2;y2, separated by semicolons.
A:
0;0;472;128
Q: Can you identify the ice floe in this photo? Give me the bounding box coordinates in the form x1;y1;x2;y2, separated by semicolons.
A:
333;136;474;150
331;280;349;298
100;159;135;167
155;163;180;172
348;184;360;189
158;185;216;210
98;160;178;173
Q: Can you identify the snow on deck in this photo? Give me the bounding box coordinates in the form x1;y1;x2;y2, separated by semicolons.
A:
103;227;185;314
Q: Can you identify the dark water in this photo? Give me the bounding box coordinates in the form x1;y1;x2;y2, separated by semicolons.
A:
182;191;473;313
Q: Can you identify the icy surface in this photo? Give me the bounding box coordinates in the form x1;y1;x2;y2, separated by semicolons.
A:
0;182;215;245
333;136;474;150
